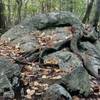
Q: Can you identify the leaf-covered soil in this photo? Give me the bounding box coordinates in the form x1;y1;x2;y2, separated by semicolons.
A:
0;27;100;100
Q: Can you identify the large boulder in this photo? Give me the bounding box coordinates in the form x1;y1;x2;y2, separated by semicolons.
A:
59;66;91;97
0;56;21;78
43;50;82;71
43;84;72;100
0;56;21;98
1;11;83;52
43;50;91;97
80;42;100;75
31;11;83;30
0;75;14;99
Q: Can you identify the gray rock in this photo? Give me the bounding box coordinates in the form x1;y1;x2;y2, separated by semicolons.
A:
1;11;83;52
0;56;21;78
11;34;39;51
32;11;83;30
80;42;100;76
43;50;91;96
59;66;91;96
43;50;82;71
43;84;72;100
95;40;100;51
0;56;21;98
0;75;14;99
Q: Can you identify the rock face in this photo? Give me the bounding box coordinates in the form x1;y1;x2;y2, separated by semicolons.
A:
0;75;14;99
1;11;83;52
44;51;91;97
31;11;83;30
59;66;91;97
43;50;82;71
44;76;91;99
43;84;72;100
80;42;100;76
0;56;21;78
0;56;21;98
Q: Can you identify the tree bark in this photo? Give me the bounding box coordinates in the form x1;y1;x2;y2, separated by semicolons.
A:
16;0;22;24
45;0;51;12
7;0;11;25
92;0;100;31
0;0;6;33
23;0;29;18
82;0;94;23
69;0;73;12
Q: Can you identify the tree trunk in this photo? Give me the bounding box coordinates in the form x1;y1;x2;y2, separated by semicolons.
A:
16;0;22;24
40;0;45;13
59;0;62;11
23;0;29;18
45;0;51;12
69;0;73;12
92;0;100;31
7;0;11;26
0;0;6;33
82;0;94;23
